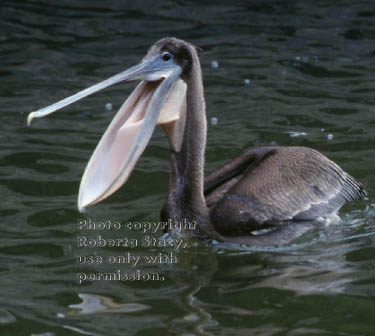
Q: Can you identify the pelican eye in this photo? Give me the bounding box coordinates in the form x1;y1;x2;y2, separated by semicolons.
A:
162;52;173;61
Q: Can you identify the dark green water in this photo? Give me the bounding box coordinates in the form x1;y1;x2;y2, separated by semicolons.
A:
1;1;374;335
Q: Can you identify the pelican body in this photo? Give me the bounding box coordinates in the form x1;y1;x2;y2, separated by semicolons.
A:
28;38;366;246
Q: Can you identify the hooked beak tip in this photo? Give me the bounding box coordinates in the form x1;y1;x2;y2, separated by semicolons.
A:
27;112;36;126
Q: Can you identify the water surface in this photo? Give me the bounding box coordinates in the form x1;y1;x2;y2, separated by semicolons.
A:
0;1;374;335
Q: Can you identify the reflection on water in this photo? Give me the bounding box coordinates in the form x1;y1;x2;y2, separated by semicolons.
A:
68;294;150;315
0;0;374;335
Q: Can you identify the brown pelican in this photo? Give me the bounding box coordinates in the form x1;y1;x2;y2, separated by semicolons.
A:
28;38;366;246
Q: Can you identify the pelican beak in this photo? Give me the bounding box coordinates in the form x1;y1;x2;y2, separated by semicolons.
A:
27;54;187;212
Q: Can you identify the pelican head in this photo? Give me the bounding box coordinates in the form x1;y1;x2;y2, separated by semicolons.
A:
28;38;194;211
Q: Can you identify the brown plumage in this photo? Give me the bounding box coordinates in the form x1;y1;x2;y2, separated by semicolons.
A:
158;38;366;245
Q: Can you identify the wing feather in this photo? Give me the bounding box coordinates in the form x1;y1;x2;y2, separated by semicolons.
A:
208;146;366;235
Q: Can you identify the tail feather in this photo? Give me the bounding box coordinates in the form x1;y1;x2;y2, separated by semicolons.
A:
342;172;367;202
